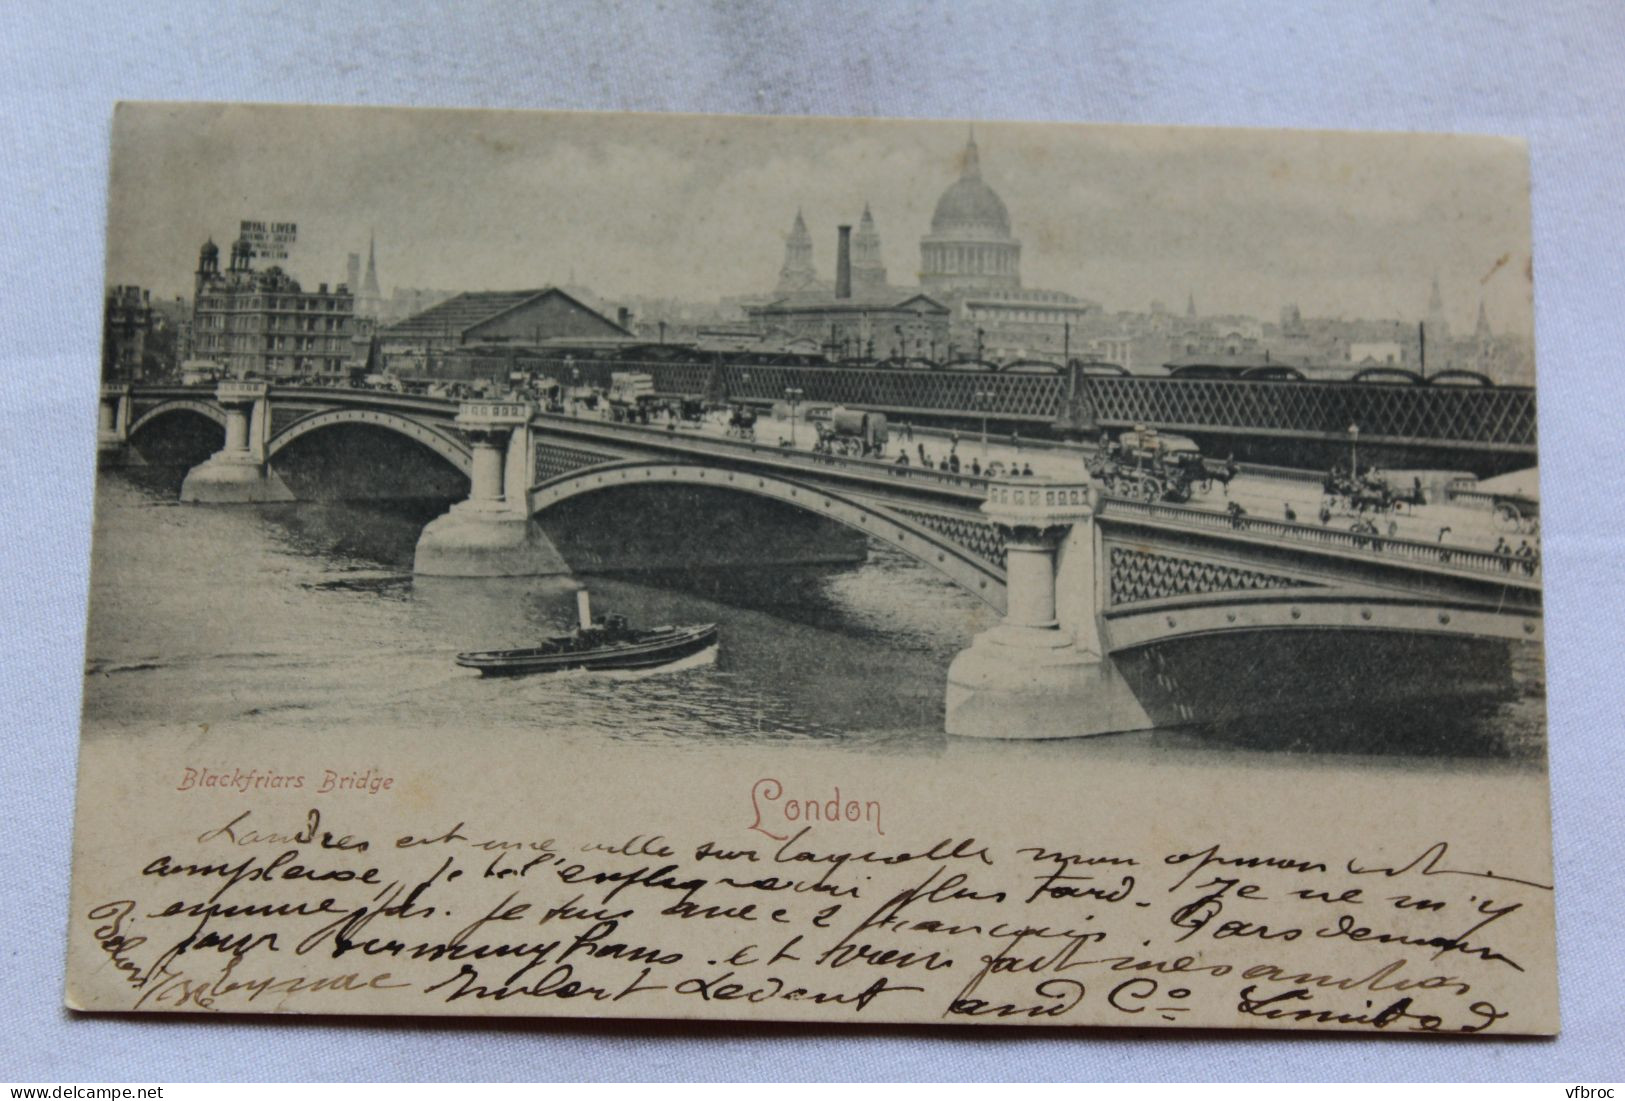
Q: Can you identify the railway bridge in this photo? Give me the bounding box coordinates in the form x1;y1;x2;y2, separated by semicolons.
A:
521;356;1539;477
100;382;1542;739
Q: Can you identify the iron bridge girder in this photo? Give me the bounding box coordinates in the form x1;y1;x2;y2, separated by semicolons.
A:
265;407;473;476
526;459;1008;611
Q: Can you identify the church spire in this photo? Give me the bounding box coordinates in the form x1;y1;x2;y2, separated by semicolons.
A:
362;231;381;298
353;230;383;319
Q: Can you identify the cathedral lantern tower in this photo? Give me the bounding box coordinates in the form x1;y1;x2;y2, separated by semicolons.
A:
919;130;1022;294
775;209;818;295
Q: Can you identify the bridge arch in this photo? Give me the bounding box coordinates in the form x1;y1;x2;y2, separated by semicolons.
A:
127;399;228;438
267;408;473;477
528;460;1008;611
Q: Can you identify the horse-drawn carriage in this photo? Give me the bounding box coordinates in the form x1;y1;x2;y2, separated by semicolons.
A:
814;407;889;458
1089;426;1234;503
1322;466;1427;515
725;404;758;441
1487;491;1540;535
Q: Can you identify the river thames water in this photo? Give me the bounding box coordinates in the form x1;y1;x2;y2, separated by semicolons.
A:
81;468;1548;767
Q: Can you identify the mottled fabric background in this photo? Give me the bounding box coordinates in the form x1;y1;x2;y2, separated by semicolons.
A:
2;0;1620;1082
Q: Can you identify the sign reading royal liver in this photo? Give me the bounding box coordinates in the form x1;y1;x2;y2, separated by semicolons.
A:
238;218;298;261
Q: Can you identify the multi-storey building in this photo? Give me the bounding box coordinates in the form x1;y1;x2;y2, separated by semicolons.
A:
760;134;1096;363
915;132;1097;360
102;285;154;380
748;223;951;359
377;287;631;376
191;236;356;379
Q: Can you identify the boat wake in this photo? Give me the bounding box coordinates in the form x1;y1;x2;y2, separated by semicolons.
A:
588;642;719;680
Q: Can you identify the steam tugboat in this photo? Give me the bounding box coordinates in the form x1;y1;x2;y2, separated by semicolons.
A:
455;591;718;677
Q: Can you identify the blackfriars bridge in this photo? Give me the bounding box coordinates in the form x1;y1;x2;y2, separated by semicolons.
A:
98;382;1543;739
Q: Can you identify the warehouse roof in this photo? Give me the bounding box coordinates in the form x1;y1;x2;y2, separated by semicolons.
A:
382;287;628;340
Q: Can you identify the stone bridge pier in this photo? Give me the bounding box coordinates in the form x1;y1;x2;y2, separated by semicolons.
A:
414;400;567;577
96;384;134;465
179;381;294;503
946;478;1152;739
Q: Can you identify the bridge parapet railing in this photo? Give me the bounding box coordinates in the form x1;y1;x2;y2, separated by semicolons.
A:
270;386;461;417
1096;495;1539;581
535;411;994;499
985;480;1094;511
456;400;534;425
216;379;270;403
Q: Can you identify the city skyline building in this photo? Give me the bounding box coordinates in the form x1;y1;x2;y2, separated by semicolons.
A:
190;234;356;379
105;110;1535;349
914;133;1095;360
918;130;1021;295
102;285;153;381
122;116;1533;383
754;134;1097;362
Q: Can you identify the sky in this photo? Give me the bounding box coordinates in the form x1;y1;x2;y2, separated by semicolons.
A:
105;103;1534;334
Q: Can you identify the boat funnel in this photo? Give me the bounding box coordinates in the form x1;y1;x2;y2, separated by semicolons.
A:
577;589;592;629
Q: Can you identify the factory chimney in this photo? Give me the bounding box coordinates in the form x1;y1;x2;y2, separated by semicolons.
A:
835;225;852;300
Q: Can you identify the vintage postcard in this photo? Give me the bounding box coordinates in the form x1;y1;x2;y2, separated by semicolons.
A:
70;103;1554;1034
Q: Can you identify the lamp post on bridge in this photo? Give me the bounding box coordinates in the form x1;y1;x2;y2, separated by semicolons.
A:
785;386;803;449
1348;423;1360;475
975;388;992;463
